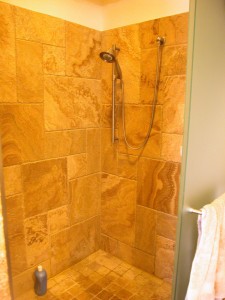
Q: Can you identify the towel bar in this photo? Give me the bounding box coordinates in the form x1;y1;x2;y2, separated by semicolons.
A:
188;208;202;215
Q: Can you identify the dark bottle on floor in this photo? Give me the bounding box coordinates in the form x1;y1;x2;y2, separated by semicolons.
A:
34;265;47;296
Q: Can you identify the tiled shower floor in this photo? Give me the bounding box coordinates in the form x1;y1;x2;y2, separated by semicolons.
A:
16;250;171;300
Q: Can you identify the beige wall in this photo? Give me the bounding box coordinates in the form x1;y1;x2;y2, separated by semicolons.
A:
103;0;189;30
1;0;189;30
1;0;104;30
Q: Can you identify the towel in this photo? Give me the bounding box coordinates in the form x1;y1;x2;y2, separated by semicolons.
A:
185;194;225;300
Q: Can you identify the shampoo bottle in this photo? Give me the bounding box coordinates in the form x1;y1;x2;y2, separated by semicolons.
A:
34;265;47;296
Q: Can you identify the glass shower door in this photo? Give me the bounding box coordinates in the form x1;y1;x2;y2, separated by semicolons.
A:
172;0;225;298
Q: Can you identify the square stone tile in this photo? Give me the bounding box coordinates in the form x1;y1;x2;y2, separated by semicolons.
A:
17;40;43;103
101;173;136;246
22;158;67;218
24;214;49;267
70;174;101;224
137;157;180;215
43;45;65;75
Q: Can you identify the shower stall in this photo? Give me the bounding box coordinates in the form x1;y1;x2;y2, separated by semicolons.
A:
0;1;188;299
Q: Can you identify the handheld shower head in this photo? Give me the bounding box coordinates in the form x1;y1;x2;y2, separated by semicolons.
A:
99;45;122;79
100;51;115;63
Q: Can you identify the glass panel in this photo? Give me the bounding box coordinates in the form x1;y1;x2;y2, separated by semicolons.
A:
173;0;225;298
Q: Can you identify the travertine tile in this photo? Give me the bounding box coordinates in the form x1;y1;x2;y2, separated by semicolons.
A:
155;236;175;282
66;22;101;79
0;2;17;103
116;241;155;274
101;105;112;128
101;173;136;245
161;76;185;134
67;284;85;297
48;206;70;235
5;194;24;237
44;130;86;159
116;25;141;104
12;260;50;298
156;212;177;241
140;48;158;104
175;13;189;44
101;26;141;105
44;76;75;130
22;158;67;217
43;45;65;75
70;174;101;224
163;101;184;134
141;131;162;159
100;234;118;257
69;216;100;265
100;104;120;129
101;128;118;175
98;289;114;299
44;76;101;130
118;105;162;157
17;40;43;103
117;154;138;180
8;234;27;276
0;105;45;166
140;19;159;49
161;133;183;162
24;214;49;267
68;78;101;128
154;281;172;300
42;15;66;47
159;16;176;46
51;228;71;276
15;7;65;46
3;165;22;196
67;154;87;180
135;206;156;255
158;75;186;105
161;45;187;76
87;129;101;174
137;158;180;215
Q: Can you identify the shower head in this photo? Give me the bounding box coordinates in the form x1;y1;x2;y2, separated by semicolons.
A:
100;51;115;63
99;45;122;79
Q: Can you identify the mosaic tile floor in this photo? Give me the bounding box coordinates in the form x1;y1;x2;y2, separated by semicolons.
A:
16;250;172;300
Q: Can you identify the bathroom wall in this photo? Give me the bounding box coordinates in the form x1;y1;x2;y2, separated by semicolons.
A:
1;0;104;30
0;1;188;297
100;13;188;282
0;2;101;298
1;0;189;31
103;0;189;30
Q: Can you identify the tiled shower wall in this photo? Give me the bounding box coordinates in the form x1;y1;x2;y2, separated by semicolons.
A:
0;2;101;297
0;0;188;297
100;13;188;282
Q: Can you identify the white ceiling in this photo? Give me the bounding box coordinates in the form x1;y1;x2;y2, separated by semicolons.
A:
2;0;189;30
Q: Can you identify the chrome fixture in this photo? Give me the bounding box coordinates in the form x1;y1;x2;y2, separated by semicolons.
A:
100;45;122;143
188;208;203;215
100;36;165;148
